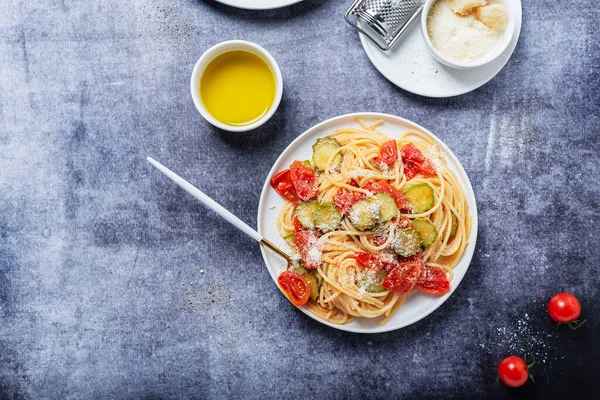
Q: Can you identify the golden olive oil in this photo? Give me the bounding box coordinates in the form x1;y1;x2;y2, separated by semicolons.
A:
200;50;276;126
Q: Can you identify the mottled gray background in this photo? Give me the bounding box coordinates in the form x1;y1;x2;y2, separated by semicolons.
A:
1;0;599;398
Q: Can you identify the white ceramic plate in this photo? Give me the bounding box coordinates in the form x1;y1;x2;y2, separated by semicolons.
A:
214;0;302;10
359;0;522;97
257;113;478;333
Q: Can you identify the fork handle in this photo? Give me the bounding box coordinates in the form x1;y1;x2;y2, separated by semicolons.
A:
147;156;263;243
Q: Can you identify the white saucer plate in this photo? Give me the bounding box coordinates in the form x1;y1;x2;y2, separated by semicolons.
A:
359;0;523;97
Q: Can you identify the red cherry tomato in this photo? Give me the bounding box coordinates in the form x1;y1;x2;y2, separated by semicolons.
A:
293;218;321;270
354;252;383;272
382;261;423;295
400;143;437;180
548;293;582;323
363;180;413;213
498;356;529;387
270;169;298;202
333;188;367;216
379;140;398;165
277;271;311;306
417;266;451;295
289;161;318;201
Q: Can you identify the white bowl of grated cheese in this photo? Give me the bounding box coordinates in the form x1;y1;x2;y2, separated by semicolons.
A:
421;0;515;70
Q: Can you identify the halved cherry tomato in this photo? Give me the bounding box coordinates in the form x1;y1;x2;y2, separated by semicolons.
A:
289;161;318;201
333;188;367;216
354;252;383;272
548;293;582;323
379;140;398;165
363;180;413;212
278;271;311;306
270;169;298;202
382;261;423;295
400;143;437;180
417;265;450;295
293;217;321;270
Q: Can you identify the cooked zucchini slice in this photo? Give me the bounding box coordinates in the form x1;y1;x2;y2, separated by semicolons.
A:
312;138;343;172
349;199;381;231
293;266;322;302
362;270;387;293
293;265;309;275
295;201;319;230
312;272;323;301
412;218;438;247
314;202;342;232
304;274;320;302
391;228;422;257
450;212;458;237
404;183;435;214
373;193;397;222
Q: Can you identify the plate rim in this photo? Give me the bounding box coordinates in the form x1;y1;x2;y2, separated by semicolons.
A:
359;0;523;98
257;112;479;334
213;0;303;10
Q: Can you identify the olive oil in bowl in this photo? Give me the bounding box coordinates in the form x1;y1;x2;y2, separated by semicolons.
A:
200;50;276;127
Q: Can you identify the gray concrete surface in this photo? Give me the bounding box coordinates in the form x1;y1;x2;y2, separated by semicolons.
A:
1;0;599;398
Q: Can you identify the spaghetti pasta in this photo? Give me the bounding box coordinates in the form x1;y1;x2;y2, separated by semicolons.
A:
272;120;471;325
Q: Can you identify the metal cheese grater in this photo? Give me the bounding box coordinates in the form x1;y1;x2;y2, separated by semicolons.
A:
345;0;425;51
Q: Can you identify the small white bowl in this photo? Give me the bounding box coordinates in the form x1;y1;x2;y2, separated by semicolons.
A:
421;0;514;70
190;40;283;132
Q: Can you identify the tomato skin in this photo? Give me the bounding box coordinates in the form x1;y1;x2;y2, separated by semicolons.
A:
373;233;388;247
382;261;423;295
363;180;413;212
379;140;398;165
289;161;318;201
270;169;298;202
293;217;321;270
354;252;383;272
498;356;529;387
277;271;311;306
417;266;451;295
333;188;367;216
333;180;365;216
548;293;582;323
400;143;437;180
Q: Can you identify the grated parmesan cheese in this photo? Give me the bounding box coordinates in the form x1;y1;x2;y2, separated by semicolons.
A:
357;287;367;299
346;169;376;179
427;0;505;63
307;246;322;266
426;145;446;174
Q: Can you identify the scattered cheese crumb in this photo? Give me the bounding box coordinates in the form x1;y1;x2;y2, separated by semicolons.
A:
346;169;376;179
307;246;322;266
426;145;446;173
